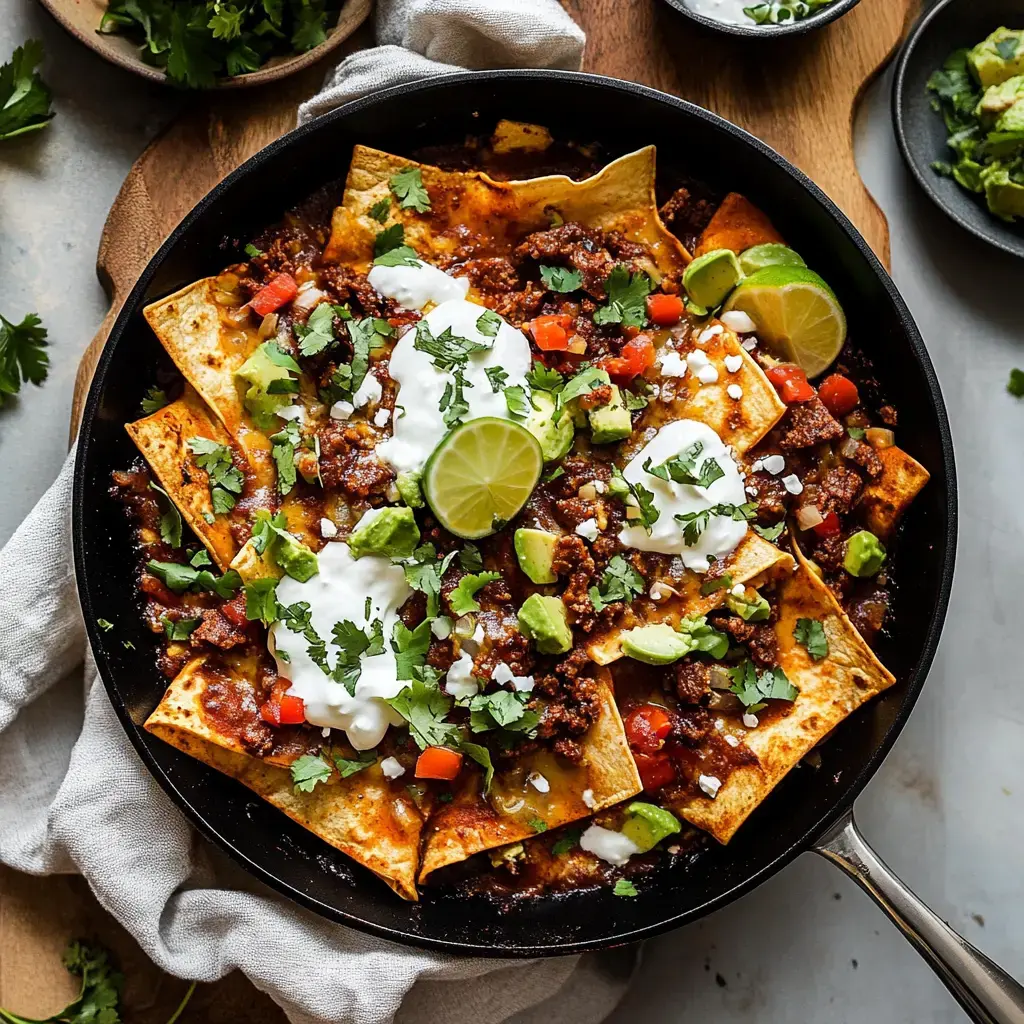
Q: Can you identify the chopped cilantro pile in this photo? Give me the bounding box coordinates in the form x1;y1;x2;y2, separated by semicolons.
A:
742;0;833;25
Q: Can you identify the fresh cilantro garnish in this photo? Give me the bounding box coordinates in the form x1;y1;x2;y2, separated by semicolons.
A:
1008;368;1024;398
611;465;660;533
369;198;390;223
278;600;328;672
333;750;378;778
97;618;114;632
729;660;798;712
160;615;200;641
674;502;757;546
391;619;432;680
459;543;484;573
386;673;461;750
556;365;610;416
525;361;564;392
440;366;473;429
449;571;501;616
0;311;48;409
389;166;431;213
189;548;211;567
995;35;1020;60
0;41;54;141
187;436;244;515
540;265;583;293
331;617;385;695
622;387;650;412
414;319;489;371
484;366;508;392
847;426;866;439
460;740;494;792
146;559;241;599
613;878;638;897
794;617;829;660
269;418;300;496
644;441;724;489
527;817;548;834
244;577;280;625
323;318;390;404
542;465;565;482
148;482;182;548
593;265;652;329
551;828;581;856
373;222;409;258
244;243;264;258
466;689;538;735
503;383;532;419
294;302;348;357
373;245;420;268
699;572;733;596
291;753;333;793
753;521;786;542
589;555;645;612
140;385;168;414
476;309;501;338
402;544;458;618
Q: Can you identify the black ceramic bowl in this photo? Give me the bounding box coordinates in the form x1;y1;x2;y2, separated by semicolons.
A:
893;0;1024;259
73;71;956;956
661;0;861;39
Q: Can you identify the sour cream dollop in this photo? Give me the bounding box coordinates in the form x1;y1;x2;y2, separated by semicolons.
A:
579;824;641;866
376;297;532;476
368;259;470;311
269;514;411;750
618;419;749;572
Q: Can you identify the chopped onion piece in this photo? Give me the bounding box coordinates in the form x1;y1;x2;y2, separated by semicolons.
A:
866;427;895;449
839;436;861;459
709;665;733;690
578;483;597;501
258;312;279;339
454;615;476;639
567;335;587;355
796;505;824;531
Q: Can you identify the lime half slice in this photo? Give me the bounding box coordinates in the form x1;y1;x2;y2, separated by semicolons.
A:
722;266;847;378
422;418;543;539
739;243;806;276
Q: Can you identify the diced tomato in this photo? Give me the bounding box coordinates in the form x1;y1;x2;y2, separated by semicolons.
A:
530;314;573;351
249;273;298;317
818;374;860;417
766;364;816;404
415;746;464;780
600;334;655;381
260;692;305;726
221;593;249;629
625;704;673;753
812;510;842;539
633;751;677;792
647;293;684;327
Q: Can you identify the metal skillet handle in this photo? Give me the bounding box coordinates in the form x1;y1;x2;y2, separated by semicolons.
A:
814;808;1024;1024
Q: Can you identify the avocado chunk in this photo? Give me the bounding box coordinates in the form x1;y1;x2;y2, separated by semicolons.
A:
396;470;425;508
682;248;744;309
620;623;691;665
348;507;420;560
969;28;1024;89
725;587;771;622
977;75;1024;120
272;532;319;583
982;164;1024;220
514;528;558;584
235;342;298;429
738;243;806;276
621;802;682;853
844;530;886;577
518;594;572;654
588;385;633;444
524;390;575;461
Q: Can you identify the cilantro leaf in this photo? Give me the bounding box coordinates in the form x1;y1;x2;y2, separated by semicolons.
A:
729;660;798;711
459;543;484;573
244;577;281;625
369;198;390;223
269;418;300;496
0;40;55;142
753;521;786;542
160;615;200;641
484;366;508;393
527;817;548;833
334;751;378;778
146;560;242;599
373;245;420;268
526;361;564;392
611;465;660;534
294;302;345;357
593;266;652;328
331;618;384;695
540;265;583;293
551;828;581;856
414;320;489;371
97;618;114;632
374;222;407;257
466;690;538;735
589;555;645;612
291;753;333;793
244;243;264;258
557;365;610;415
18;939;128;1024
0;311;48;408
699;572;733;596
389;166;431;213
794;617;829;660
439;366;473;429
140;385;168;414
643;441;723;489
386;674;460;750
460;740;494;792
613;878;638;897
449;571;501;616
503;383;532;419
187;436;244;515
149;483;183;548
1008;368;1024;398
476;309;501;338
674;502;756;546
402;544;458;618
391;619;432;680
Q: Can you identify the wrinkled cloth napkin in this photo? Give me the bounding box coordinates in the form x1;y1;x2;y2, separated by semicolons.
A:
0;4;641;1024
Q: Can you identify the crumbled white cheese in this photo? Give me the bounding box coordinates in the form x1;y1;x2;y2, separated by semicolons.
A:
697;324;724;345
727;384;743;400
724;354;743;373
782;473;804;495
445;651;479;699
380;756;406;780
492;662;514;686
725;734;740;748
579;824;640;866
762;454;786;476
742;713;759;728
321;726;331;738
730;583;746;597
714;718;725;731
752;459;764;473
582;788;596;809
593;480;607;494
528;772;551;794
431;616;453;639
746;484;758;496
330;399;354;421
658;350;688;377
649;582;669;601
721;310;757;334
696;364;719;385
373;407;391;427
575;518;600;542
352;372;382;410
278;404;306;423
741;337;758;352
698;774;723;798
320;518;338;539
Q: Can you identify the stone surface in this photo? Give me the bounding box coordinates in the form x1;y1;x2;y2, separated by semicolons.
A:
1;8;1022;1024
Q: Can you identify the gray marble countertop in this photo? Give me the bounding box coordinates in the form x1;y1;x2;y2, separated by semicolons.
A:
1;5;1021;1022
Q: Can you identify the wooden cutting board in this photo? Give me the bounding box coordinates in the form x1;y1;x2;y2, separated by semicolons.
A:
4;0;919;1019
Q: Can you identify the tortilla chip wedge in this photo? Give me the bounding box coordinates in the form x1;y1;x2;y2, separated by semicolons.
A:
858;446;930;540
667;548;895;844
694;192;785;258
145;656;425;900
418;671;641;882
326;144;692;279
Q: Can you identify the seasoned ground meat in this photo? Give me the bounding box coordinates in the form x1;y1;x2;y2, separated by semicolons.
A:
846;586;889;645
454;256;520;296
553;496;599;531
812;533;847;574
674;660;711;703
191;608;250;650
745;471;789;522
777;398;845;450
552;535;598;631
318;421;395;498
549;455;612;499
848;440;884;479
710;614;779;667
658;186;716;243
878;404;898;427
321;264;395;320
819;467;863;516
671;706;714;746
110;465;164;536
532;645;602;761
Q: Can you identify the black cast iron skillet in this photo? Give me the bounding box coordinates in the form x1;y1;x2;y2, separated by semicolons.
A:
72;70;1022;1020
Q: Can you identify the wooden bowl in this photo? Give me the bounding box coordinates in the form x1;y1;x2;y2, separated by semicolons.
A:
660;0;862;38
37;0;372;89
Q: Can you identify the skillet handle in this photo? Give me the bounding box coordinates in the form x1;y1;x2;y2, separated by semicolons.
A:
813;808;1024;1024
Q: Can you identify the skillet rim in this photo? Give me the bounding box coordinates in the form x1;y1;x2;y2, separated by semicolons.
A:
73;68;958;957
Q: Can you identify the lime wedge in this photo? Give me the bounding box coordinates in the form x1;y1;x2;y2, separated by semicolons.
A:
422;418;543;539
739;243;806;276
722;266;847;378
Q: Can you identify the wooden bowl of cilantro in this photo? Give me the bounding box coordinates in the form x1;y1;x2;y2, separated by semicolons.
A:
38;0;371;89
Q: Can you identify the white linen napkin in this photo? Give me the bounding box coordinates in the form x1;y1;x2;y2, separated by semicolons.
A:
0;4;637;1023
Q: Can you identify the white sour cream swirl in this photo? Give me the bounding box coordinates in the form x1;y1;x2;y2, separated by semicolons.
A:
368;259;469;311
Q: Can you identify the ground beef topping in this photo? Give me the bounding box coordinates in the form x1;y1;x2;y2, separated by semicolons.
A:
777;397;845;450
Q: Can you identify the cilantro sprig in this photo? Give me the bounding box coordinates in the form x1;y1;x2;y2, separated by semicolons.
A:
389;166;431;213
0;312;48;409
187;437;244;515
449;571;502;616
593;265;652;329
794;617;829;660
643;441;724;489
540;265;583;293
0;41;54;142
589;555;645;612
728;660;798;712
611;465;660;533
674;501;757;546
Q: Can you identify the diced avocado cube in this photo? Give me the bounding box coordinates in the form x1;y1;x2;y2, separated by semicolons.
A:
977;75;1024;120
621;802;682;852
588;385;633;445
725;587;771;622
843;530;886;578
235;343;296;429
620;623;690;665
682;248;744;309
514;528;558;584
524;390;575;461
996;96;1024;131
607;474;630;500
518;594;572;654
396;471;425;508
272;532;319;583
981;163;1024;220
969;28;1024;89
348;507;420;560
